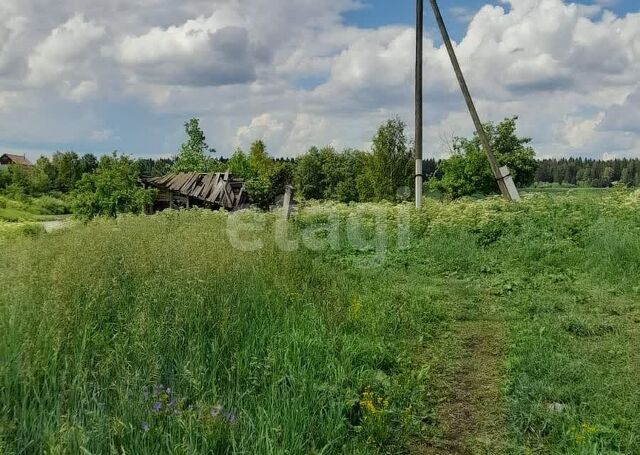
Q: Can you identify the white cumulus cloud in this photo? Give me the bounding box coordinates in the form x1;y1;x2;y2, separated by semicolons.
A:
117;9;262;87
27;14;106;87
0;0;638;161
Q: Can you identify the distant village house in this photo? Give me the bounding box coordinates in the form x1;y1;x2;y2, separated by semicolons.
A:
0;153;33;168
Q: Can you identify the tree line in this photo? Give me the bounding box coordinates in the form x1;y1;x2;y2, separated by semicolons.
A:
0;152;99;197
2;115;637;219
534;157;640;188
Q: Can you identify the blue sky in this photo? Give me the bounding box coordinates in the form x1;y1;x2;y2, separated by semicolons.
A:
0;0;639;160
345;0;636;36
345;0;501;38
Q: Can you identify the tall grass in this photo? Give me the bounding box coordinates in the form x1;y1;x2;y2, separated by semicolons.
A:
1;190;639;453
0;195;69;222
0;211;436;453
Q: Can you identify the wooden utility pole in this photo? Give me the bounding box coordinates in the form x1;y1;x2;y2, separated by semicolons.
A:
428;0;520;201
415;0;423;209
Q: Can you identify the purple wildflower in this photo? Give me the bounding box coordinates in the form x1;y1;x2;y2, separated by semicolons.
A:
152;402;162;412
225;412;237;425
141;422;150;432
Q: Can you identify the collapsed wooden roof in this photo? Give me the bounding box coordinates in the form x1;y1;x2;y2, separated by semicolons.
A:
144;171;246;210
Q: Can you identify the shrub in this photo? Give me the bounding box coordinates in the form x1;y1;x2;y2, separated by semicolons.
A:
72;154;155;219
32;196;70;215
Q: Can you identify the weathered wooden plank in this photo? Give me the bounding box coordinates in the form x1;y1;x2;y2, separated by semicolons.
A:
235;186;244;208
208;180;226;204
144;172;247;211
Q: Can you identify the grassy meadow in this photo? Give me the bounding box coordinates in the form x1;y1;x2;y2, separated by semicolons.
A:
0;195;70;242
1;190;639;454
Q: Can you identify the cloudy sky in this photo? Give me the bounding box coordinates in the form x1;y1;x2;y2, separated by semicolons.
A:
0;0;639;161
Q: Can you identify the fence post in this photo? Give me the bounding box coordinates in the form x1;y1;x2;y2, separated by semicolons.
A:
283;185;293;220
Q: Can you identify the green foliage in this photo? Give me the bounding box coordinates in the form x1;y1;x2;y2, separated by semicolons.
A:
432;116;537;198
295;147;368;202
227;149;254;180
31;195;69;215
362;117;413;201
136;158;174;177
0;220;45;242
72;154;155;219
247;140;272;177
0;194;69;222
79;153;98;174
244;176;272;209
172;118;221;173
294;118;412;203
0;152;98;196
0;165;31;197
295;146;325;200
536;157;640;187
432;149;493;199
1;191;640;452
327;149;369;203
243;141;293;209
51;151;84;192
2;191;640;453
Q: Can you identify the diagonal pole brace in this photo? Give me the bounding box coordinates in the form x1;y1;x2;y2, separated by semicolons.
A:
428;0;520;201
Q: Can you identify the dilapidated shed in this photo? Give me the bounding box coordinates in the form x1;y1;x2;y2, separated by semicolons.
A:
143;171;247;212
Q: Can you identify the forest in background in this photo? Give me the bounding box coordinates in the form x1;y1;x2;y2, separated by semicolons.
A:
1;116;639;219
534;157;640;188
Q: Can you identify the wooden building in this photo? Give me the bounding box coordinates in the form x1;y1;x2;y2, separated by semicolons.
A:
0;153;32;167
143;171;247;212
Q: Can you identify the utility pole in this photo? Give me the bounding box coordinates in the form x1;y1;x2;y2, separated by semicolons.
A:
428;0;520;201
415;0;423;209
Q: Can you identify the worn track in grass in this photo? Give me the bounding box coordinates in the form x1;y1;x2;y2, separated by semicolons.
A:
415;321;507;455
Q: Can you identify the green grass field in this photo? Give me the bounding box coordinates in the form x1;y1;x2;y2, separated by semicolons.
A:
1;190;639;454
0;195;69;222
0;195;70;243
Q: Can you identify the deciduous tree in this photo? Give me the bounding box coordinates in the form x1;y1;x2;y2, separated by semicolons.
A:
431;116;537;198
361;117;413;201
172;118;220;173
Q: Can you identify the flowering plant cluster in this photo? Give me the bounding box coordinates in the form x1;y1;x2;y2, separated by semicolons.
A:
359;387;389;416
569;422;599;446
355;386;393;447
140;384;237;433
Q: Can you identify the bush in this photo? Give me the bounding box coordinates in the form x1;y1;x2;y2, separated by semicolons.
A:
32;196;70;215
72;154;155;219
0;221;45;241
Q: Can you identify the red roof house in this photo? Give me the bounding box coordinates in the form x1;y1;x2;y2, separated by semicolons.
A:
0;153;33;167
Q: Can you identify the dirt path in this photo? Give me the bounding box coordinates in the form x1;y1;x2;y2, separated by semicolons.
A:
416;321;507;454
41;216;71;233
